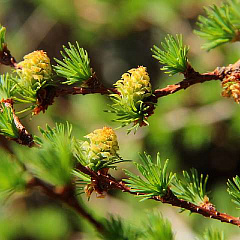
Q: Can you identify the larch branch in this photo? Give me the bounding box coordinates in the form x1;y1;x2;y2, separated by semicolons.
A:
75;163;240;227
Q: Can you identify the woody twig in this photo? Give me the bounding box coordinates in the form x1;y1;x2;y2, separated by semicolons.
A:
75;162;240;227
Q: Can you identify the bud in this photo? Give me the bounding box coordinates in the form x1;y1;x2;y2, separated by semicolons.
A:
108;66;154;132
115;66;152;103
200;195;216;211
83;127;119;163
17;50;52;90
222;78;240;103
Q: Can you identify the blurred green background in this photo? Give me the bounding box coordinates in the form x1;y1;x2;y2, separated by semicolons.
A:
1;0;240;239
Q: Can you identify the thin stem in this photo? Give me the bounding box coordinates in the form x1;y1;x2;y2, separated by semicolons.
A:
56;87;119;96
153;59;240;99
154;72;221;98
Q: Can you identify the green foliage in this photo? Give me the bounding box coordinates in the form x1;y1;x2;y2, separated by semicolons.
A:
37;121;72;144
73;169;91;195
99;216;141;240
0;25;6;51
0;74;40;106
0;150;26;199
201;228;225;240
0;74;16;100
54;42;92;85
229;0;240;27
142;213;174;240
151;34;189;75
0;103;19;139
172;169;209;205
26;122;74;186
194;2;240;51
72;140;92;195
124;153;175;200
100;214;222;240
227;175;240;207
99;213;174;240
108;94;153;133
11;78;37;104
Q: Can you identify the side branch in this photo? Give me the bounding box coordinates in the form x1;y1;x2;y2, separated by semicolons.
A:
153;59;240;99
75;163;240;227
56;87;119;96
35;59;240;116
154;72;221;98
154;189;240;227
